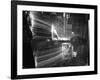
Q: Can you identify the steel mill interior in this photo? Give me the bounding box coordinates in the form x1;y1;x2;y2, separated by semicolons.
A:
23;11;90;68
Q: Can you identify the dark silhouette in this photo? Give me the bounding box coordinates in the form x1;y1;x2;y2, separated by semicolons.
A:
23;11;35;68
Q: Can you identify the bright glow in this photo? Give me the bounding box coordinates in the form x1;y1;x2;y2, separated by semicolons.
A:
63;13;66;17
61;43;77;59
29;12;34;27
61;43;70;59
35;56;37;68
51;24;60;40
47;39;50;42
59;37;69;40
72;32;74;34
51;24;69;41
72;52;77;57
29;12;34;35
